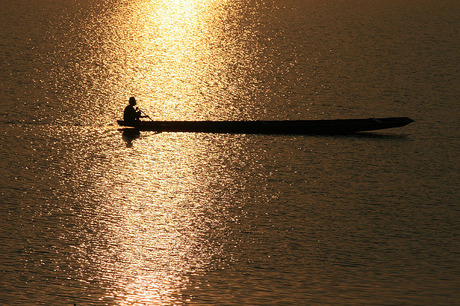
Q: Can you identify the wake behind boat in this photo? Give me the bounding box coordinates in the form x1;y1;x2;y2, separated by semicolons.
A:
117;117;414;135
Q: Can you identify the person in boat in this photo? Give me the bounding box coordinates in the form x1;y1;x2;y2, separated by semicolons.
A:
123;97;146;125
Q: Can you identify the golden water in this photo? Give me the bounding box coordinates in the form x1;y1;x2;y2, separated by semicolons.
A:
1;0;458;304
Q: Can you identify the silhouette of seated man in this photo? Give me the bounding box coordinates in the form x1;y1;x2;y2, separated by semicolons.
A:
123;97;146;125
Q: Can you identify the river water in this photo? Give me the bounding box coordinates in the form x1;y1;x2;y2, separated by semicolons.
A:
1;0;459;304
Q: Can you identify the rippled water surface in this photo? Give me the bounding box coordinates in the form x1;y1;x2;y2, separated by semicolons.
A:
1;0;459;304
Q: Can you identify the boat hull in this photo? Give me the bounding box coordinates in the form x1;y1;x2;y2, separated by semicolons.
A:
117;117;413;134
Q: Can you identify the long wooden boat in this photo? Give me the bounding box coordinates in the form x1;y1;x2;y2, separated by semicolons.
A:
117;117;413;134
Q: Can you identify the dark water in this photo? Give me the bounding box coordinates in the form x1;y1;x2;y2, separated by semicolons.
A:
1;0;459;304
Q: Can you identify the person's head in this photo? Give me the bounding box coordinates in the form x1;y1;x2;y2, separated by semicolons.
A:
129;97;137;106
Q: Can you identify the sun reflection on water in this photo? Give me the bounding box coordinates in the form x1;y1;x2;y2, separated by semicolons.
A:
46;0;265;125
105;0;221;118
102;0;261;121
48;0;267;303
83;133;257;304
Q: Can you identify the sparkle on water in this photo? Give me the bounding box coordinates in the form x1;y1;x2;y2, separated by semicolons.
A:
2;0;458;304
49;2;268;302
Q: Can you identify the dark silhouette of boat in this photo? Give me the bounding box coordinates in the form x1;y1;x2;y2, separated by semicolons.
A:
117;117;413;135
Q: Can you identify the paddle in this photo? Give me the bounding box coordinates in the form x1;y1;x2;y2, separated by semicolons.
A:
137;108;153;121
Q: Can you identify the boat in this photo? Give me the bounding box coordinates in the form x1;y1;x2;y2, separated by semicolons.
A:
117;117;414;135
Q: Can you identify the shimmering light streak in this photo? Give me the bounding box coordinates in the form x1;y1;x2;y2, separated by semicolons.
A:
42;0;264;303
